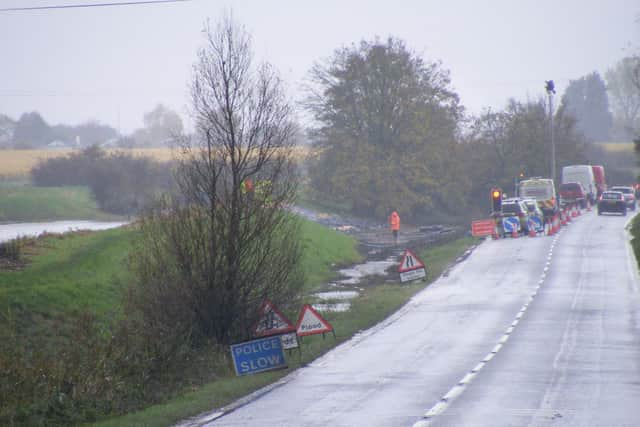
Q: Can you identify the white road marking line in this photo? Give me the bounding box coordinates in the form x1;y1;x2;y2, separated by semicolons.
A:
413;230;558;426
471;362;485;373
459;372;476;385
482;352;496;362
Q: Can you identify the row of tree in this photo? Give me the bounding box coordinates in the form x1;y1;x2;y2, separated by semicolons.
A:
303;37;635;222
561;56;640;142
0;104;183;149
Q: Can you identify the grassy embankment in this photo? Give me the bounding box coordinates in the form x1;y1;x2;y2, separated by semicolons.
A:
0;220;360;322
1;208;477;426
91;236;477;427
0;184;119;222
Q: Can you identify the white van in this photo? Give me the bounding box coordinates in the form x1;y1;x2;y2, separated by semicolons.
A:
561;165;596;204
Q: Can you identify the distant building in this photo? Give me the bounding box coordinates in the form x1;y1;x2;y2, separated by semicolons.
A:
47;140;72;149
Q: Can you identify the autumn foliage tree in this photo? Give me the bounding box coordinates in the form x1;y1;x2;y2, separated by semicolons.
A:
305;37;468;222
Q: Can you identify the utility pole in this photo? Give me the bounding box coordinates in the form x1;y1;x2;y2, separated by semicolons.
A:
545;80;556;182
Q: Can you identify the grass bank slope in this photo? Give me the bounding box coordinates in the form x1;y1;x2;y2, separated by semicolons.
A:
0;218;360;322
0;185;117;222
299;220;362;290
0;227;134;318
92;236;478;427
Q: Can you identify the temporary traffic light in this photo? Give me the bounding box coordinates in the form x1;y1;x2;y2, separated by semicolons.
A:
545;80;555;94
491;188;503;213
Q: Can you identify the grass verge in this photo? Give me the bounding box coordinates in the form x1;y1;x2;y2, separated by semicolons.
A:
299;220;363;291
629;213;640;270
90;236;479;427
0;184;119;222
0;227;134;318
0;219;361;322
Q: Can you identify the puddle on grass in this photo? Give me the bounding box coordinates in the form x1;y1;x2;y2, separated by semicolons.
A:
335;257;396;285
312;303;351;312
312;256;397;312
313;290;360;300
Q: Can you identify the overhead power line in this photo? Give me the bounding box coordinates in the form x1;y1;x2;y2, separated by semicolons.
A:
0;0;191;12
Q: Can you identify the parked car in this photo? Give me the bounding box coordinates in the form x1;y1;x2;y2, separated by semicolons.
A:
609;186;636;211
559;182;587;208
597;191;626;216
497;198;531;235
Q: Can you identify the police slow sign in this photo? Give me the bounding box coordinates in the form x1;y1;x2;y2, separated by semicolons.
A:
230;336;287;376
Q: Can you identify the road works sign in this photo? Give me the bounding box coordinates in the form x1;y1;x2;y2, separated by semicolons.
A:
398;249;427;283
471;219;496;237
253;299;296;337
296;304;333;337
230;335;287;376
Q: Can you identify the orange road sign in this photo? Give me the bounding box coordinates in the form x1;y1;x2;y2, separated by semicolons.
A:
471;219;496;237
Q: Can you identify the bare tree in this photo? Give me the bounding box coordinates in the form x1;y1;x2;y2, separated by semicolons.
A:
128;16;303;346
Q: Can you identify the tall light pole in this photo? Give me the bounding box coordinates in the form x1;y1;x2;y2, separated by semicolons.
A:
545;80;556;182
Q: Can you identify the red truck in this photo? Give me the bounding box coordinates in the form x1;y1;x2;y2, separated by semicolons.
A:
592;165;606;198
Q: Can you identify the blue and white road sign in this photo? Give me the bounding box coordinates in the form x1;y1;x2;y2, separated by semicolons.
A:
529;216;543;232
230;335;287;376
502;216;520;233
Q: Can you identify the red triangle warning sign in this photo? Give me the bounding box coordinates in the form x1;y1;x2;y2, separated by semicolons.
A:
253;299;295;337
398;249;425;273
296;304;333;337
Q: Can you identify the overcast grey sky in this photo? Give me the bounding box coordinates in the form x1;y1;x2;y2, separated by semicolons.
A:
0;0;638;133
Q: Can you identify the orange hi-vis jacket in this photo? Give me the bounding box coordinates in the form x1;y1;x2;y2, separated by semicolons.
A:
389;211;400;231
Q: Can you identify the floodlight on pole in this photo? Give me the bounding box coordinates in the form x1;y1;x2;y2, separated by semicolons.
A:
546;80;556;183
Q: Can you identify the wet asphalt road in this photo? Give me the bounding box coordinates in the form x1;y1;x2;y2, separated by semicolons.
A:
189;210;639;427
426;211;640;427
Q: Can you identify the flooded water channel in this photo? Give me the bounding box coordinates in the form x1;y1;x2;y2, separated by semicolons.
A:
0;221;128;243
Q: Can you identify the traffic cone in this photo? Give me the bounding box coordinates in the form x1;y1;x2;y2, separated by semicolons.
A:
512;230;518;238
529;227;536;237
547;219;555;236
